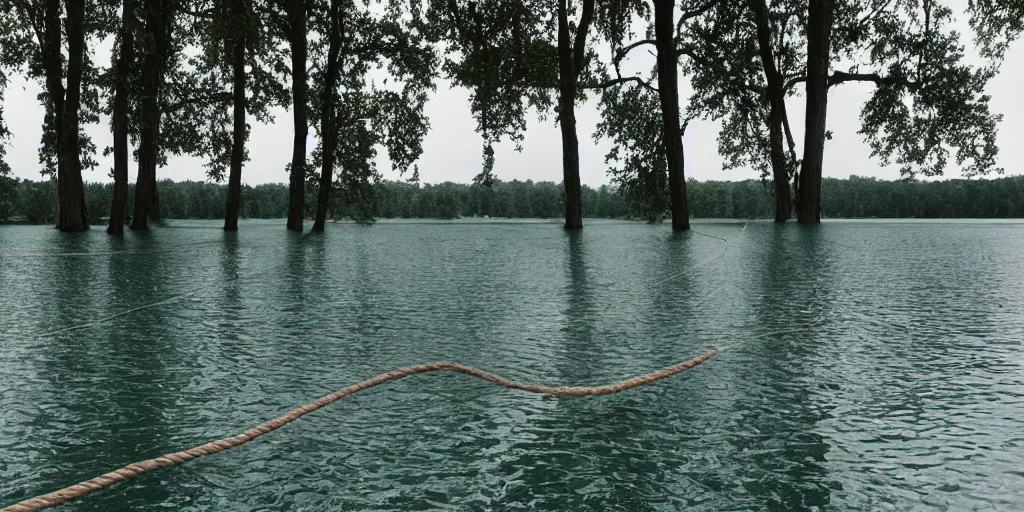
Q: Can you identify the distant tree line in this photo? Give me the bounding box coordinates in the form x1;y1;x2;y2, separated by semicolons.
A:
3;175;1021;223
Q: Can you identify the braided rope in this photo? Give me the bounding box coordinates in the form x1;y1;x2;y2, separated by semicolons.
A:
2;349;721;512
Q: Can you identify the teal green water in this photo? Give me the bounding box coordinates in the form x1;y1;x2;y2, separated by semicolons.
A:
2;219;1023;511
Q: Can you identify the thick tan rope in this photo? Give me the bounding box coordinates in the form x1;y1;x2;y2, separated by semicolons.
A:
1;349;721;512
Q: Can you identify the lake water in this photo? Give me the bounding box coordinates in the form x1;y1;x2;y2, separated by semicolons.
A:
1;219;1023;511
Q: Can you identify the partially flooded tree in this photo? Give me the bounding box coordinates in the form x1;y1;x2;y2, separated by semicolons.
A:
309;0;435;231
261;0;310;232
3;0;108;231
106;0;138;234
432;0;671;228
596;0;724;229
182;0;288;231
681;0;803;222
795;0;1007;223
127;0;176;230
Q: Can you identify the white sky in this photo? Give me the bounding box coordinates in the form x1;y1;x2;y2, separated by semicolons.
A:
2;15;1021;187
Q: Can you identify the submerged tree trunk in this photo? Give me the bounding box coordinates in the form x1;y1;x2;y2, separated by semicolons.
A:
653;0;689;230
224;0;247;232
311;1;342;233
749;0;791;222
797;0;833;224
286;0;308;232
556;0;593;230
130;0;173;230
53;0;89;231
108;0;135;235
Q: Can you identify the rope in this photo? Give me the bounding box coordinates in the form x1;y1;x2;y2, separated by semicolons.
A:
35;287;204;337
650;224;739;288
1;349;722;512
0;240;230;258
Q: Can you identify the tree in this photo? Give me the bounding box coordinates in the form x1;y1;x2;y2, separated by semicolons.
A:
309;0;435;231
794;0;1007;223
181;0;287;231
129;0;176;229
557;0;595;229
107;0;137;234
5;0;103;231
281;0;308;231
742;0;801;221
597;0;724;229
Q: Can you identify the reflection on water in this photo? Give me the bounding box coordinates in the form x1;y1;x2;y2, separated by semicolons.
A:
1;219;1023;511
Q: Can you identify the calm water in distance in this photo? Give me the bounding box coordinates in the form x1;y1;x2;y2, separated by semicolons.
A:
1;219;1023;511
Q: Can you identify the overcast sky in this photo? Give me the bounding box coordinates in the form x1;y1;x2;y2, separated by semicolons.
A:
2;17;1020;187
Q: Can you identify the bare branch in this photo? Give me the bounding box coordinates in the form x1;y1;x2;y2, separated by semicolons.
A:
585;76;658;93
783;70;918;94
613;39;656;65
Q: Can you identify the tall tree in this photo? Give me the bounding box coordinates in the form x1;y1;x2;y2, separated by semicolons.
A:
310;0;341;232
651;0;689;229
796;0;831;223
749;0;798;222
794;0;1007;222
107;0;137;234
181;0;287;230
597;0;722;229
557;0;595;229
5;0;93;230
284;0;308;231
129;0;175;230
431;0;648;228
309;0;435;229
223;0;248;231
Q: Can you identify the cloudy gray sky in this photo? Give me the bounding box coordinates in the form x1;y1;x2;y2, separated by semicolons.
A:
2;14;1021;187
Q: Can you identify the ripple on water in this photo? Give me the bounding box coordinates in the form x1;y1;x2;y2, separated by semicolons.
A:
1;219;1023;511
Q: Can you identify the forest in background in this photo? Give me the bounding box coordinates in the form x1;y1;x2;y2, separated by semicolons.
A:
3;175;1022;223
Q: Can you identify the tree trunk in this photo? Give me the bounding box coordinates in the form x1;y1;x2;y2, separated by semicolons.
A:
311;1;342;233
555;0;592;230
224;2;247;232
797;0;833;224
286;0;308;232
130;0;172;230
749;0;792;222
57;0;88;232
653;0;689;230
108;0;135;235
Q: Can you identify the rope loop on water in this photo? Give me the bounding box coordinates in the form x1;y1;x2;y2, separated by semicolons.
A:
1;349;722;512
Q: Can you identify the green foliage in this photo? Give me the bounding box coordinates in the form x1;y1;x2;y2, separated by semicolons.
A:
305;0;436;218
0;174;16;217
858;0;1003;178
425;0;557;180
594;80;668;222
0;70;9;177
967;0;1024;60
171;0;289;181
683;0;801;181
1;0;109;177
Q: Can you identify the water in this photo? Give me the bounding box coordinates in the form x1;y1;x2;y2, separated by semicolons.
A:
1;219;1023;511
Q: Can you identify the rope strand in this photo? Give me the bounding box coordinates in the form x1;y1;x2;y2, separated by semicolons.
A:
1;349;721;512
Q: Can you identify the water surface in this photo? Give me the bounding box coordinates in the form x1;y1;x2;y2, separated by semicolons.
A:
1;219;1023;511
